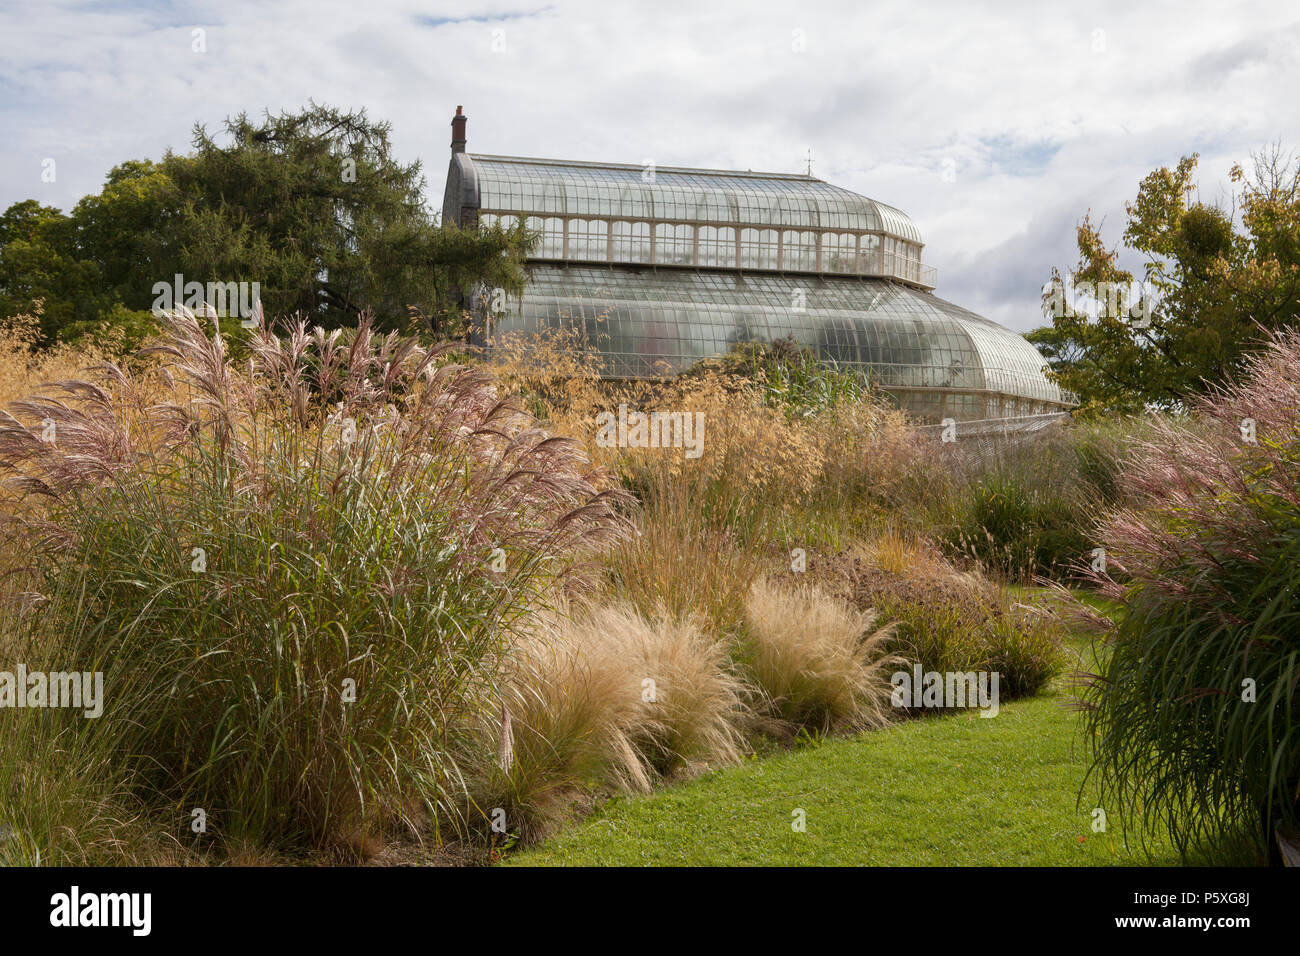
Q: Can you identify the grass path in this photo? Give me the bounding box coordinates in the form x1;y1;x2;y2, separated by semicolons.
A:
510;642;1187;866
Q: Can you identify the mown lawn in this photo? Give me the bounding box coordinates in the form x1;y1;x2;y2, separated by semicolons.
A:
509;637;1195;867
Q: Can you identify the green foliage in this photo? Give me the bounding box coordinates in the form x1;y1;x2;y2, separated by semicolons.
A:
1084;330;1300;858
943;473;1092;580
760;352;866;417
165;105;529;334
70;159;185;314
0;104;532;346
876;593;1064;702
847;542;1067;702
55;303;160;353
0;312;627;852
0;200;106;340
931;420;1133;581
681;334;868;416
1029;148;1300;414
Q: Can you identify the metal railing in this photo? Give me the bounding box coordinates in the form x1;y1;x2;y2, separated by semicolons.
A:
493;211;940;288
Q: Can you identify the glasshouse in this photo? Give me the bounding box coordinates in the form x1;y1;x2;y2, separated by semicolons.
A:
441;107;1074;425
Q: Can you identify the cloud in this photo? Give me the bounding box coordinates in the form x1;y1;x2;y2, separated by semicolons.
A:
1;0;1298;332
414;8;553;29
1188;34;1273;82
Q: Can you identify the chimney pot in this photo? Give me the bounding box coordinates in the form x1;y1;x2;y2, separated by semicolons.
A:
451;106;467;154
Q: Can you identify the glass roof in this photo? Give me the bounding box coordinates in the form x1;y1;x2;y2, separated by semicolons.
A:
463;154;924;244
483;266;1071;411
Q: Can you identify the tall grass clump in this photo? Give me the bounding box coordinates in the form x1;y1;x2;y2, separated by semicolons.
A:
740;577;898;733
0;309;629;854
671;337;924;544
603;469;763;637
847;534;1065;701
489;331;928;549
474;602;747;843
0;649;170;866
935;421;1133;581
1083;330;1300;859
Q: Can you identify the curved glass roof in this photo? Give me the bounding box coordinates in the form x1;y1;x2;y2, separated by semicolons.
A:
463;154;924;244
481;266;1072;416
441;124;1070;422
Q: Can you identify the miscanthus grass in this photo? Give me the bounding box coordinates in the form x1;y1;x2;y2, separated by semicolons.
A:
1081;329;1300;860
0;308;629;856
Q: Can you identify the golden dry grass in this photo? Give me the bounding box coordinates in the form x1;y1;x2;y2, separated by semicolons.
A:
603;499;762;637
740;577;899;734
0;320;1065;862
483;328;904;514
483;601;748;842
0;311;118;408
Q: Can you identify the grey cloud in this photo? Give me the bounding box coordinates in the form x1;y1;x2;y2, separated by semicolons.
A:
2;0;1298;343
1189;35;1272;82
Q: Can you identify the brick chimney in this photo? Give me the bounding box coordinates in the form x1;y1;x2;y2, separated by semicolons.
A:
451;105;467;154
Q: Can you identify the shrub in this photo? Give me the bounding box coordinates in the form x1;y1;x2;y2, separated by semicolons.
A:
56;303;161;354
983;602;1071;700
739;577;897;733
935;420;1135;581
943;469;1093;580
1083;330;1300;858
476;602;747;842
0;309;629;852
848;535;1066;701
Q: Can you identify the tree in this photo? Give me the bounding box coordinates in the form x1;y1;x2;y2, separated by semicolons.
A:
0;104;533;345
70;159;184;314
0;200;105;339
161;103;530;335
1028;149;1300;414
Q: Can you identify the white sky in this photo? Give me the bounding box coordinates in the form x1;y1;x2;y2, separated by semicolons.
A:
2;0;1297;330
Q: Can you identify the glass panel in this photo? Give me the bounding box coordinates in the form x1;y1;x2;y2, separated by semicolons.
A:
568;219;608;260
697;226;736;268
489;265;1066;415
740;228;779;270
537;217;565;258
654;222;695;266
471;157;925;243
611;221;650;263
783;231;817;271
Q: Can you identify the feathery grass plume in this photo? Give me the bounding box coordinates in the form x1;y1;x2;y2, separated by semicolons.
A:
589;604;749;775
739;577;898;733
603;475;762;637
0;308;631;854
474;601;747;844
470;610;655;846
1082;328;1300;860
